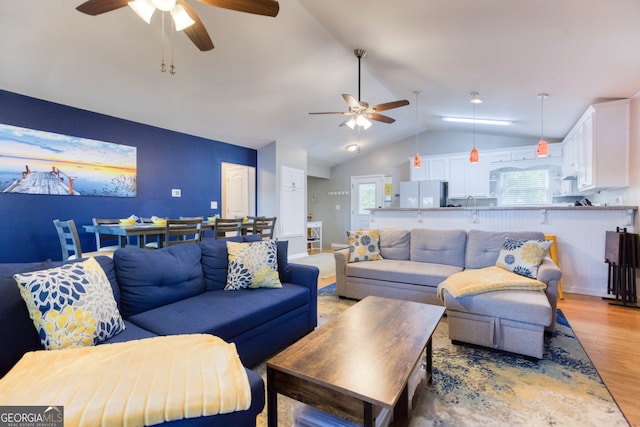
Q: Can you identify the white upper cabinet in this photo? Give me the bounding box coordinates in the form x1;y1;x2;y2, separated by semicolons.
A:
409;156;449;181
448;155;489;198
562;99;630;192
511;147;536;161
281;166;305;189
409;158;427;181
427;157;450;181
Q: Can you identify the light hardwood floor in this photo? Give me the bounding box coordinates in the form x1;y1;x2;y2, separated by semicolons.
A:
557;292;640;426
317;275;639;426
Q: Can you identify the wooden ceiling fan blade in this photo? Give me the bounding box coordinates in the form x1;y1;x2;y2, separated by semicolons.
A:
76;0;129;15
372;99;410;112
179;0;215;51
368;113;395;124
196;0;279;17
342;94;361;109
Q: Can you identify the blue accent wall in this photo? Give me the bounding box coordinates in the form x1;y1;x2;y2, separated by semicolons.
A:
0;90;257;262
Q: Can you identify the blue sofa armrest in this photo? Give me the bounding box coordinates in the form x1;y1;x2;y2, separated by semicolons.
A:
288;263;319;330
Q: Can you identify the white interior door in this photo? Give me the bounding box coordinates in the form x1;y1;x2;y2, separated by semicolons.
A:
223;163;255;218
350;175;384;231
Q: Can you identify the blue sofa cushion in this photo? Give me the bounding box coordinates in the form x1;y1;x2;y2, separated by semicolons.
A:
0;261;51;378
200;238;291;291
114;244;205;318
100;320;157;344
276;240;291;283
200;237;243;291
127;283;310;342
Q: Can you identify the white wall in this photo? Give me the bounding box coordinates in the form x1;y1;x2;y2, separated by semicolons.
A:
258;141;309;258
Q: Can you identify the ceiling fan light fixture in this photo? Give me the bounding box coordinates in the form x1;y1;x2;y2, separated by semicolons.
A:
128;0;156;23
345;117;356;129
151;0;176;12
356;114;372;129
171;4;195;31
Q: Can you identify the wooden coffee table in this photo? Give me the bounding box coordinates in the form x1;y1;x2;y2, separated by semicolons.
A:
266;296;445;426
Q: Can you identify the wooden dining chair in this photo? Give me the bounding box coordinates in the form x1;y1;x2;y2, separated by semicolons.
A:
163;218;203;247
213;218;243;239
252;216;277;239
53;219;107;260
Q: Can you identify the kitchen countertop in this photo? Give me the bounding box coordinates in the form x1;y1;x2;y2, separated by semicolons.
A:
372;205;637;212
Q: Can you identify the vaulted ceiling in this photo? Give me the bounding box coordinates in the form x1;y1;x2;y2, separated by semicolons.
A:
1;1;639;168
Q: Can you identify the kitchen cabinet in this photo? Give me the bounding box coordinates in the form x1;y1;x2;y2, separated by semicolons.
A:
409;156;449;181
448;155;489;198
427;157;449;181
282;166;305;189
280;166;305;237
490;151;512;163
409;159;427;181
511;147;536;161
562;99;630;192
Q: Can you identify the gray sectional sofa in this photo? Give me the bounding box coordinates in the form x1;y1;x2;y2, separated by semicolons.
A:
335;228;562;359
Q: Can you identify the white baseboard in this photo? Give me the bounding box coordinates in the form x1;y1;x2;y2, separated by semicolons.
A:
289;251;310;260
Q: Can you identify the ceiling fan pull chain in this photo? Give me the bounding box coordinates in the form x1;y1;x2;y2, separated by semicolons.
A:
160;12;167;73
169;16;176;75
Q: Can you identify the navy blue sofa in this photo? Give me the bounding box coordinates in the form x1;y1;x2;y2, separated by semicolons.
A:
0;236;319;426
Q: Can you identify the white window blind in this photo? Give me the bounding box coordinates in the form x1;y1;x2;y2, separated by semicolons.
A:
499;169;549;205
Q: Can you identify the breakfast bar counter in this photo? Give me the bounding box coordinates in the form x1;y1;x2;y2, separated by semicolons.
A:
368;206;637;297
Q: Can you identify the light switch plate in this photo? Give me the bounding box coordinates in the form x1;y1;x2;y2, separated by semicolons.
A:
171;189;181;197
210;201;218;209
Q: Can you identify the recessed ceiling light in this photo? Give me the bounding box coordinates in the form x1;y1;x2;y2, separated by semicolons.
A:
345;144;359;152
442;117;512;126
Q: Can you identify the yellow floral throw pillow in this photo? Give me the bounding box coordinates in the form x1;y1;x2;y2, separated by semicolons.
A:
13;257;125;350
225;240;282;290
347;229;383;263
495;238;553;279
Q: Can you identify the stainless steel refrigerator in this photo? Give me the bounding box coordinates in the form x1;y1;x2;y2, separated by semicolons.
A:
400;180;448;208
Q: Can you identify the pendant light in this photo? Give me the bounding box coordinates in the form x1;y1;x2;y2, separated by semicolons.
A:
537;93;549;158
469;92;482;163
413;91;422;168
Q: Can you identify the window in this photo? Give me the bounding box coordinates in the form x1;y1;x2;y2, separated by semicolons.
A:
498;168;550;206
358;182;376;214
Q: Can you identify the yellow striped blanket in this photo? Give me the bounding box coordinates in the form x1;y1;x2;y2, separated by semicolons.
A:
437;265;547;300
0;334;251;426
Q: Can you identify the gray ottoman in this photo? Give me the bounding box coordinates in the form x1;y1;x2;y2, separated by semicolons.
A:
441;289;553;359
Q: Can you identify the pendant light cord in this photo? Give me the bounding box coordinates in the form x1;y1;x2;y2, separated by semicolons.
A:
415;91;420;154
540;95;545;140
472;97;476;149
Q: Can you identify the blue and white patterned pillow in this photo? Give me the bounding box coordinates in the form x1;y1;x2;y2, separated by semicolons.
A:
495;238;553;279
347;229;383;263
13;257;125;350
225;240;282;290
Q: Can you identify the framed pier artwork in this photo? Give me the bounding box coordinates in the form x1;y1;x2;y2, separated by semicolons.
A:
0;123;136;197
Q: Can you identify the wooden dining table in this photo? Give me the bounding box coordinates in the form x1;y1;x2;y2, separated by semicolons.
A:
83;220;252;248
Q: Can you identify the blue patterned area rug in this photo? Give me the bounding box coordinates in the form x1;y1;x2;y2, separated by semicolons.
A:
256;286;629;427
